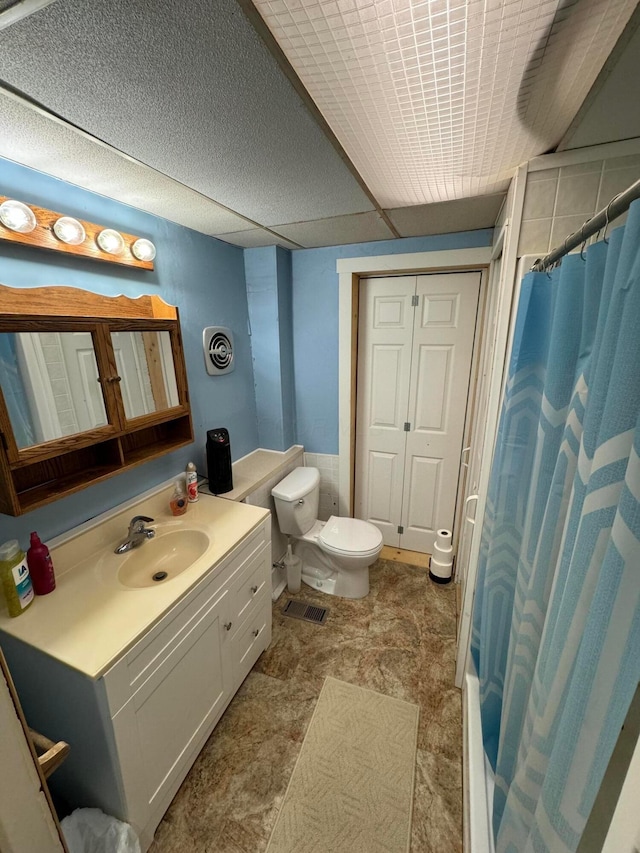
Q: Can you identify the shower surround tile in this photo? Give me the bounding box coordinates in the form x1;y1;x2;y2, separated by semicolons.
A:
149;558;462;853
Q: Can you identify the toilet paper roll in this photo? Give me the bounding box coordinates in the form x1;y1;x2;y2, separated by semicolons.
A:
435;529;452;550
433;541;453;556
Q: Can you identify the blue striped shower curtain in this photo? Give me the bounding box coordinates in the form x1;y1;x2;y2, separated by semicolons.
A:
471;200;640;852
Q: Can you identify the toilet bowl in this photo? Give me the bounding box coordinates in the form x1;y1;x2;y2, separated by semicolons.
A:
271;467;383;599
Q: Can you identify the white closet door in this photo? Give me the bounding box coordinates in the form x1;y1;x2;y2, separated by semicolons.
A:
355;276;415;546
401;272;481;553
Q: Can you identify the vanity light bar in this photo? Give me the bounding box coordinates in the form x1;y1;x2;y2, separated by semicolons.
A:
0;195;155;270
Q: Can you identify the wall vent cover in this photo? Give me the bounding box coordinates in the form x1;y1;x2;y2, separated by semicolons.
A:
203;326;235;375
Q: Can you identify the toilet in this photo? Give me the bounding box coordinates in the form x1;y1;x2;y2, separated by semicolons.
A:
271;466;383;599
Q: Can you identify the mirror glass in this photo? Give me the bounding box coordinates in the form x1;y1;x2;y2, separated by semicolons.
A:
112;331;179;420
0;331;107;449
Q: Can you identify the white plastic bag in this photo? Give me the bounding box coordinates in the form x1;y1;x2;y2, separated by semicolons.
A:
61;808;141;853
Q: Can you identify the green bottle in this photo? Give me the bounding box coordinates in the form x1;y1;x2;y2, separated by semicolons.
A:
0;540;34;617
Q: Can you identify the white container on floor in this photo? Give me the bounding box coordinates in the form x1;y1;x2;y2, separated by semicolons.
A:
429;554;454;584
284;543;302;594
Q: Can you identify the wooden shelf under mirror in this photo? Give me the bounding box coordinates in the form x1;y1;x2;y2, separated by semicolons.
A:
0;284;194;515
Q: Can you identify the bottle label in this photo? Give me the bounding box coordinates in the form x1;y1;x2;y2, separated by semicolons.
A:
12;560;34;610
187;475;198;502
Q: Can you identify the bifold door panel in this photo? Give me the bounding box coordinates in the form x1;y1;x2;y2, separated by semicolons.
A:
356;272;481;553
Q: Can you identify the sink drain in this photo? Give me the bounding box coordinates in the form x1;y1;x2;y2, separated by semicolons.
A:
152;571;168;582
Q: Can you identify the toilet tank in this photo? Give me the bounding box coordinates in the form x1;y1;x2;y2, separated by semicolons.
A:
271;467;320;535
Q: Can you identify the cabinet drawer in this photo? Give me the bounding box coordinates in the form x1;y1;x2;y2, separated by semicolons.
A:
230;546;270;627
232;597;271;688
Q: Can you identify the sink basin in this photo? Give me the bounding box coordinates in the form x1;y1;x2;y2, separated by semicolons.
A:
101;528;210;589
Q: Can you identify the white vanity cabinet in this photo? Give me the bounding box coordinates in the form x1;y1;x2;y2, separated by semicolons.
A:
0;515;271;851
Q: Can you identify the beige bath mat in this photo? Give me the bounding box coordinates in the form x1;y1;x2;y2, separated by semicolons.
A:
266;676;419;853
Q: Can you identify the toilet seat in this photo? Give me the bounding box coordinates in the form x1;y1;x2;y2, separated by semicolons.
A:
318;516;383;558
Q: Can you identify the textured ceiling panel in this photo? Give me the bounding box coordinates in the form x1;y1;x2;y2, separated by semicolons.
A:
253;0;638;207
0;0;374;226
387;193;506;237
274;211;394;247
216;228;301;249
0;91;257;236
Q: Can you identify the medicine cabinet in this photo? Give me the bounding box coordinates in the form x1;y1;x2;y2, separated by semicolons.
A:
0;284;193;515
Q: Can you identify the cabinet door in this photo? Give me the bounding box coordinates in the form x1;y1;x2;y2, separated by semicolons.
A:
111;586;232;837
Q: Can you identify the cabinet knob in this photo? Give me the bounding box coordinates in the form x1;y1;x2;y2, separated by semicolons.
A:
224;622;232;631
252;628;260;637
250;584;258;594
297;498;305;505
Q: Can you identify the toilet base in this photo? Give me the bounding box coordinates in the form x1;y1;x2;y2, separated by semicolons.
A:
294;540;370;599
302;571;339;596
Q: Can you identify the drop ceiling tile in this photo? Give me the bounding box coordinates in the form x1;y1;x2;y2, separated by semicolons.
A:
272;211;394;247
216;229;300;250
387;194;505;237
0;92;256;236
0;0;374;226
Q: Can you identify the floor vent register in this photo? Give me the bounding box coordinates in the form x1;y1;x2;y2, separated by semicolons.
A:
282;599;329;626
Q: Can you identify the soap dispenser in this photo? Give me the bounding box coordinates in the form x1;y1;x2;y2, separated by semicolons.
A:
26;532;56;595
0;540;34;617
170;480;188;516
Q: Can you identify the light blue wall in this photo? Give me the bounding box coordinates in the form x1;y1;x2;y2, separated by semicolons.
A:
291;230;494;454
276;247;296;450
244;245;295;451
0;157;258;545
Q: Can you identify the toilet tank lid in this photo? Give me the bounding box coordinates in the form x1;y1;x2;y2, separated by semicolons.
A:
271;466;320;501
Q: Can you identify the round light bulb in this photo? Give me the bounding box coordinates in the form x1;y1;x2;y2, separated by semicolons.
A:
53;216;86;246
0;199;37;233
97;228;125;255
131;238;156;262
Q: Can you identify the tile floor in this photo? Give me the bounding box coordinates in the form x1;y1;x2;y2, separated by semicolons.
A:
149;557;462;853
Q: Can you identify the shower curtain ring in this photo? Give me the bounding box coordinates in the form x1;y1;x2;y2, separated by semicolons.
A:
603;193;620;244
580;224;588;261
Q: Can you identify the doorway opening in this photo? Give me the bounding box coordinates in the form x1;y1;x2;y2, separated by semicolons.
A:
336;247;493;559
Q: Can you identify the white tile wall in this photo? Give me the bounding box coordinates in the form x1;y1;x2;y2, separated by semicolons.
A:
303;452;339;521
518;152;640;257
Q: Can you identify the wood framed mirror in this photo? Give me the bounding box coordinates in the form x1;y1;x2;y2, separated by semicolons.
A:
0;285;193;515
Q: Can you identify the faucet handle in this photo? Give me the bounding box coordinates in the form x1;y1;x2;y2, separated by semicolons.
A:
130;515;154;531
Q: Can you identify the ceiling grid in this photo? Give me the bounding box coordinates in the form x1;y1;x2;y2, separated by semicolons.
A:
0;0;637;248
253;0;638;207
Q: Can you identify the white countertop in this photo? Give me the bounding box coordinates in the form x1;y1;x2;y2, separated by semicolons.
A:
0;486;269;679
200;445;303;502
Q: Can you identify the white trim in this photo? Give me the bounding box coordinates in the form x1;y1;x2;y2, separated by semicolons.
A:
526;137;640;172
602;731;640;853
337;246;493;517
337;247;493;276
455;164;528;687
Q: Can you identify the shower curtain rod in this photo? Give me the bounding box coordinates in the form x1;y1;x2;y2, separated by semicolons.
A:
531;176;640;272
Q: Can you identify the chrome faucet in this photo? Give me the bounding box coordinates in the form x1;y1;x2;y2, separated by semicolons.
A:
114;516;156;554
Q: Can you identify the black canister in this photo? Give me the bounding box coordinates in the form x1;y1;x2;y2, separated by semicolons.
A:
206;428;233;494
